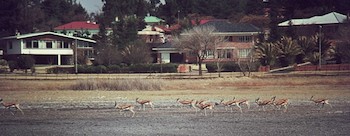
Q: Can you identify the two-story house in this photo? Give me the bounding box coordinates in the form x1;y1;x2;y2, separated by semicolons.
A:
152;20;261;64
0;32;96;65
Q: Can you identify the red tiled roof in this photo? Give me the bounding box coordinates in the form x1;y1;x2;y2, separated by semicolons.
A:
54;21;99;30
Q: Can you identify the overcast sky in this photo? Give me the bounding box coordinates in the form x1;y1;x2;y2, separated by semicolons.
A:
77;0;166;14
77;0;104;13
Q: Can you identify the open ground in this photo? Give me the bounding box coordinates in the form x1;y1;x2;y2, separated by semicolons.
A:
1;73;350;135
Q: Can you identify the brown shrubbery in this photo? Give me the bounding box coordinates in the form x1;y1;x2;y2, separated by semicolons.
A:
70;79;163;91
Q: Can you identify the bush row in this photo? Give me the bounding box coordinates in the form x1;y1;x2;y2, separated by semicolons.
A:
47;63;179;74
206;62;260;72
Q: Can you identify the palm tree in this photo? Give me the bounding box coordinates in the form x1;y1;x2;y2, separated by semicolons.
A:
274;36;302;67
296;36;317;63
254;42;277;66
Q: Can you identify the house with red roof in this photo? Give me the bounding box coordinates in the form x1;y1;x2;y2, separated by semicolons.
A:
54;21;101;38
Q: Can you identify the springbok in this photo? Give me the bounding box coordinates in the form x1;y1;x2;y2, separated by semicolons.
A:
136;98;154;111
192;100;215;116
176;98;195;109
310;96;332;108
0;98;24;115
114;101;135;117
273;97;289;112
255;96;275;111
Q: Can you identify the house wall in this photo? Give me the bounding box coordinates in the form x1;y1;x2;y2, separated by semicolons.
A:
6;40;21;54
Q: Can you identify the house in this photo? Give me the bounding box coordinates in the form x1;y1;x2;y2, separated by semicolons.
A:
0;32;96;65
152;20;262;64
144;15;165;25
54;21;101;38
278;12;348;39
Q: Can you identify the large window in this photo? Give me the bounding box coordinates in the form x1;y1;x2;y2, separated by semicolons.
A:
239;49;251;58
204;50;214;58
25;40;39;48
217;49;233;59
239;36;252;43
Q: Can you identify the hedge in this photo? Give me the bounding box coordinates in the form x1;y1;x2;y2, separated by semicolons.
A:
46;63;179;74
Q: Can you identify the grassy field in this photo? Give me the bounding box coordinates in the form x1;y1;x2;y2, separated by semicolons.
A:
0;74;349;107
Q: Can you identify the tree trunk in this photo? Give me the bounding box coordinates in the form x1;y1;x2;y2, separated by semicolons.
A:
198;59;203;76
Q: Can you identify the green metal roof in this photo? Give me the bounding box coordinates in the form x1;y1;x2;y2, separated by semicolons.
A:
144;16;165;23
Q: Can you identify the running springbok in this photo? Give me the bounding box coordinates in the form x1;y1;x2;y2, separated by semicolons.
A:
114;102;135;117
218;98;242;113
273;97;289;112
0;98;24;115
192;100;215;116
255;96;275;111
310;96;332;108
136;98;154;111
176;98;195;108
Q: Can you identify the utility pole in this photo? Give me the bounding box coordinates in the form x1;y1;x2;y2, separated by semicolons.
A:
75;38;78;74
318;25;322;69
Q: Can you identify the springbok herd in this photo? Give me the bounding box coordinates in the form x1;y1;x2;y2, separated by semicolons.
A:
1;96;332;117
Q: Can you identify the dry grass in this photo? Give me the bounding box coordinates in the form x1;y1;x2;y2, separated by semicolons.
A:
70;79;163;91
0;75;349;104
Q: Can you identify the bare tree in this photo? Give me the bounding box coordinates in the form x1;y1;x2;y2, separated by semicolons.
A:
238;47;256;77
173;26;225;76
121;40;152;65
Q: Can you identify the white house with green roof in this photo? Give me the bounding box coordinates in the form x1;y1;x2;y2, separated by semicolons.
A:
144;15;165;25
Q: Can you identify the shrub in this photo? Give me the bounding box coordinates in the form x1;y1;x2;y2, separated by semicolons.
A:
8;61;18;72
108;65;121;73
17;55;35;73
206;63;217;73
71;79;163;91
47;67;74;74
0;59;7;66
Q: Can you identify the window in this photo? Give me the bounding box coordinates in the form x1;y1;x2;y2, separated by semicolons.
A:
46;41;52;48
63;42;69;48
225;36;233;42
25;40;38;48
26;41;32;48
239;49;251;58
239;36;252;43
57;41;62;48
217;49;233;59
33;41;39;48
205;50;214;58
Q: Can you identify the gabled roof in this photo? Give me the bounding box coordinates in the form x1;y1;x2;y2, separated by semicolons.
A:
278;12;348;26
54;21;99;30
200;20;261;34
1;32;96;43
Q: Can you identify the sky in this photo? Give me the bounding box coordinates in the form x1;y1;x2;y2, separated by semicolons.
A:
76;0;104;13
77;0;166;14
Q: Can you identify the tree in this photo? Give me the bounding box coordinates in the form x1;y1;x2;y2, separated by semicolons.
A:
254;42;276;66
238;48;257;77
121;40;152;65
173;26;225;76
296;36;317;63
334;21;350;63
274;36;302;67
